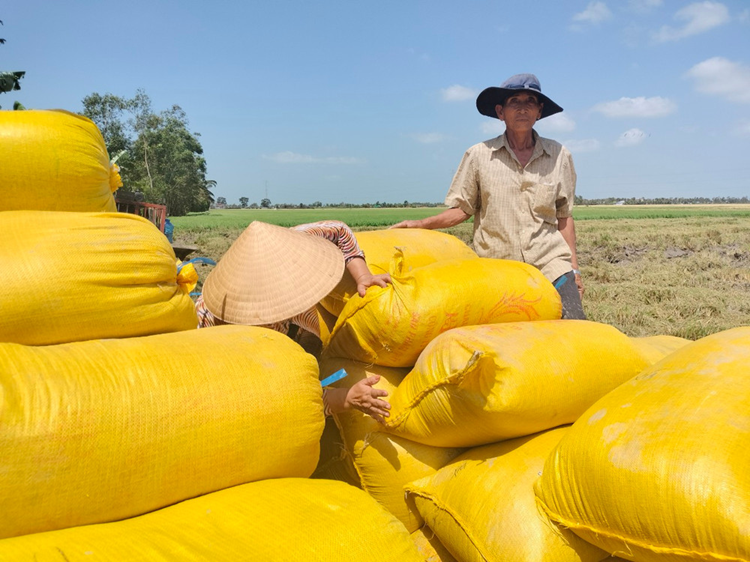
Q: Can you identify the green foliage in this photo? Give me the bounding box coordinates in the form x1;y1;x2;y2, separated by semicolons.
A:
0;19;26;108
81;90;215;216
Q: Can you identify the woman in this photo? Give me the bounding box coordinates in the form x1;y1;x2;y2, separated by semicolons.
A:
195;219;392;422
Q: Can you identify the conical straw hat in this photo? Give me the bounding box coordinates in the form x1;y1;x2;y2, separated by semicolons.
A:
202;221;345;325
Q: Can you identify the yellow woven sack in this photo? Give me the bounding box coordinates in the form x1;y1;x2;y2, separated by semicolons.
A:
0;211;197;345
535;326;750;562
0;478;424;561
0;325;324;539
0;109;119;212
406;428;609;562
411;526;459;562
629;334;691;365
322;258;562;367
382;320;651;448
320;358;465;532
321;228;477;316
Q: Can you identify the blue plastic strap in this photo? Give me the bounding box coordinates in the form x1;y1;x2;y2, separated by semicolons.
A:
320;368;348;387
177;257;216;274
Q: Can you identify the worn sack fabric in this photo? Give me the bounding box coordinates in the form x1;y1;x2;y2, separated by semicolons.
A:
323;258;562;367
1;211;197;345
321;228;477;316
411;526;459;562
0;325;324;539
383;320;651;448
0;109;119;212
319;358;464;532
535;326;750;562
407;428;608;562
629;334;691;365
0;478;424;562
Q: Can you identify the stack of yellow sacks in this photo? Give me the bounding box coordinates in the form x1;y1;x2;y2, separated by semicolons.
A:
0;110;424;561
315;227;748;562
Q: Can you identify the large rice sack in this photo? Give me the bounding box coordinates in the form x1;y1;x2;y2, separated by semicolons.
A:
321;228;477;316
1;211;197;345
0;325;324;539
411;526;459;562
382;320;651;448
0;478;424;561
0;109;119;212
535;326;750;562
320;358;464;532
629;334;691;365
322;258;562;367
406;428;609;562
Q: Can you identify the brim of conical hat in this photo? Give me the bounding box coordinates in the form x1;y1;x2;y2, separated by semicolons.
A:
202;221;345;325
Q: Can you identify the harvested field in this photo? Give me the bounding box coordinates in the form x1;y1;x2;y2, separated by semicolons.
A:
174;209;750;340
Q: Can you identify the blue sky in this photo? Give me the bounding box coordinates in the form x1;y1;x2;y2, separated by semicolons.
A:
3;1;750;205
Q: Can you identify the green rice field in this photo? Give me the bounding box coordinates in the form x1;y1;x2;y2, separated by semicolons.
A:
170;205;750;232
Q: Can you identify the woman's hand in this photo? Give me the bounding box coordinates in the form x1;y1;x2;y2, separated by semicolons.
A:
345;375;390;423
354;272;392;297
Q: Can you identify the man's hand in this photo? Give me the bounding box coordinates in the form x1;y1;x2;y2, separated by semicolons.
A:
345;375;390;422
574;271;585;299
390;220;421;229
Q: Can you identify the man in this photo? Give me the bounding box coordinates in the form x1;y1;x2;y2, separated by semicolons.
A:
392;73;585;319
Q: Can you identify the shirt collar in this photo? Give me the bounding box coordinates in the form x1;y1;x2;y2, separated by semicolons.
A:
490;129;552;158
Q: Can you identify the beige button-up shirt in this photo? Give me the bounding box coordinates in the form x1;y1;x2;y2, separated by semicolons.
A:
444;130;576;282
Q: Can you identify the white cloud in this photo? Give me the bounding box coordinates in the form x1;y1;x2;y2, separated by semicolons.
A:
685;57;750;104
571;2;613;27
615;128;648;147
263;151;363;164
409;133;448;144
592;96;677;118
441;85;476;102
480;121;504;136
536;113;576;134
563;139;601;153
628;0;663;13
734;121;750;136
653;1;729;43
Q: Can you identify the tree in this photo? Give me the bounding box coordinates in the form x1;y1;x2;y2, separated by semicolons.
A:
261;198;272;208
0;19;26;108
239;197;249;208
216;197;227;206
81;90;216;216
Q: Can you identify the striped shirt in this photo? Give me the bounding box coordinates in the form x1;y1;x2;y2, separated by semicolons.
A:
445;130;576;282
195;220;364;338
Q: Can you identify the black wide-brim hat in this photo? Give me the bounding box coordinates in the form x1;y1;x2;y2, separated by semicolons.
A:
476;73;563;120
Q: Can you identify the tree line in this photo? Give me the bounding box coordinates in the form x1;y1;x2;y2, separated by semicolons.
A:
81;90;215;216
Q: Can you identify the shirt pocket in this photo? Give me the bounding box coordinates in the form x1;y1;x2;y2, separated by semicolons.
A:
531;182;559;224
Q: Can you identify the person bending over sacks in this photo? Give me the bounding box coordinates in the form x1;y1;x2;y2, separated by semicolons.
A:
195;220;392;422
391;73;585;320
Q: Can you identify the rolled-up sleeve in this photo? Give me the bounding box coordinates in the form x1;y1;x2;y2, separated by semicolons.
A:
444;149;480;216
556;147;577;218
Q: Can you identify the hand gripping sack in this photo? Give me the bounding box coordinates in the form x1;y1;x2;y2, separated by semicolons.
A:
322;258;562;367
0;109;120;212
1;211;197;345
0;325;324;539
406;428;609;562
0;479;424;562
321;228;478;316
382;320;651;448
535;326;750;562
319;358;465;532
